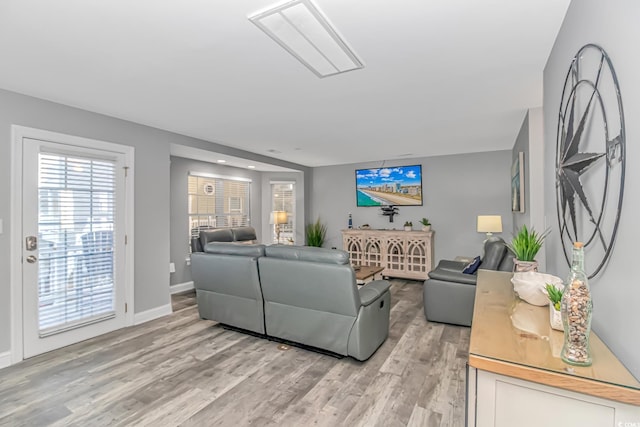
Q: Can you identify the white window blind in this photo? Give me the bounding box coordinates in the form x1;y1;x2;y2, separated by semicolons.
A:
38;153;116;337
188;174;251;239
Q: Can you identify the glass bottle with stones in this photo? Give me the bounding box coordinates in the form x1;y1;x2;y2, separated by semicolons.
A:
560;242;593;366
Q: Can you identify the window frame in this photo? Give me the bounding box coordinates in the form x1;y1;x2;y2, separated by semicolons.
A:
270;181;295;244
188;172;252;242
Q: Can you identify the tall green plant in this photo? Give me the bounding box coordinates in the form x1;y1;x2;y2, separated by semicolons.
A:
306;218;327;247
507;225;550;261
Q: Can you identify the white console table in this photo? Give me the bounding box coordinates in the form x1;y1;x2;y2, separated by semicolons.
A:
341;229;433;280
467;270;640;427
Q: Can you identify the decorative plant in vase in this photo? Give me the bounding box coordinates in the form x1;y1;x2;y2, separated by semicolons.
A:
306;218;327;247
506;225;550;272
545;283;564;331
403;221;413;231
419;218;431;232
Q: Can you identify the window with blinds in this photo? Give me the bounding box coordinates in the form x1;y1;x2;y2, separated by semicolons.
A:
38;153;116;337
188;173;251;240
271;182;295;244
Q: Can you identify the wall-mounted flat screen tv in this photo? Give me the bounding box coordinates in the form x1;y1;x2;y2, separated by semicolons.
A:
355;165;423;207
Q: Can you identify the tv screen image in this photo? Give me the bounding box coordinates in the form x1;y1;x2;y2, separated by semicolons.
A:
355;165;423;207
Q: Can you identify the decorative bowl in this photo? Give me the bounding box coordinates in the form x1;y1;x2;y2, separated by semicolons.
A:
511;272;563;306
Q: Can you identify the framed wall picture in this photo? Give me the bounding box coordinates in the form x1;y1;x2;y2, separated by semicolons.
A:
511;152;525;213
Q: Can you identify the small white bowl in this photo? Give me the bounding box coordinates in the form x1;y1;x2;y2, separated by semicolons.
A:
511;271;563;306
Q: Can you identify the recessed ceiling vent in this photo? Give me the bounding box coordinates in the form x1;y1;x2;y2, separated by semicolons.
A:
248;0;364;78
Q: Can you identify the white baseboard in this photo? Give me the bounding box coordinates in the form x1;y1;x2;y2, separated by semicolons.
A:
134;303;173;325
170;281;194;295
0;351;12;369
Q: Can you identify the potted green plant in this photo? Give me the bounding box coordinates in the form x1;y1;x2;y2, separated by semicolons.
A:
545;283;564;331
306;218;327;247
403;221;413;231
506;225;550;272
419;218;431;232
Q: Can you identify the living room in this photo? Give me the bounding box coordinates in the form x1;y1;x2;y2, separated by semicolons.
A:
1;0;639;425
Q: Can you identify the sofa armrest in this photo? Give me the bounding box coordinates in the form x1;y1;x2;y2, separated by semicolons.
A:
358;280;391;306
434;259;468;271
427;268;478;285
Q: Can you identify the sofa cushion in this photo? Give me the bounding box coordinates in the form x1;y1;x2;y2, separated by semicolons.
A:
204;242;265;257
265;245;349;265
462;256;482;274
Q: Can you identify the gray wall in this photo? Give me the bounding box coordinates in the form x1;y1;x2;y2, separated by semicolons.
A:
0;88;308;356
310;150;514;263
169;156;263;286
543;0;640;378
511;108;547;270
0;89;173;355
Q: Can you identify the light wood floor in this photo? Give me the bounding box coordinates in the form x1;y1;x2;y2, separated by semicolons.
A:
0;280;470;427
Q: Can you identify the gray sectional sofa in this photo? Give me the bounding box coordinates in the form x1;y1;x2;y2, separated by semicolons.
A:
191;243;391;361
190;226;257;253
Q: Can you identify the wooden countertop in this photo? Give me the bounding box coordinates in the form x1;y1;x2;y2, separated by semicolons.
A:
469;270;640;406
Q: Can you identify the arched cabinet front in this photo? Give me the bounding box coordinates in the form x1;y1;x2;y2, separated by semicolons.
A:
342;229;433;280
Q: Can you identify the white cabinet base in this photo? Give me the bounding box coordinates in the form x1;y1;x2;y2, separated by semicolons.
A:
467;367;640;427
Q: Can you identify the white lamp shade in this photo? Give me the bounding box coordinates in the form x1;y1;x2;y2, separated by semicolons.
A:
271;210;288;225
477;215;503;233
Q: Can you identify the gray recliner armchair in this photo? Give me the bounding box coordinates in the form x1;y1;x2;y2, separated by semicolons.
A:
258;245;391;361
423;238;513;326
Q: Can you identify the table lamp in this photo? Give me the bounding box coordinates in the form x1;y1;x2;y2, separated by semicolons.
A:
477;215;502;240
271;210;288;243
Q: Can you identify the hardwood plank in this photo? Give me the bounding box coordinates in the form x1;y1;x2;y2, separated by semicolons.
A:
407;405;442;427
375;319;446;426
0;282;471;426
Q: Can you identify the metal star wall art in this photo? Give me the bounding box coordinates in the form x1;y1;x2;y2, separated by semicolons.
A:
556;44;625;279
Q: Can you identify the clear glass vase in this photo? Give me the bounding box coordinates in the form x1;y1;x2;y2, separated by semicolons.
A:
560;242;593;366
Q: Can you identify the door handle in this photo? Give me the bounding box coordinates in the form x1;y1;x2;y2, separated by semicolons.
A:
26;255;37;264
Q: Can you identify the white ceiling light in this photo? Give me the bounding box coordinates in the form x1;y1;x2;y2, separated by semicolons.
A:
249;0;364;78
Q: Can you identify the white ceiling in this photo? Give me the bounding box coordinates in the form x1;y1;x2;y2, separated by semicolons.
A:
0;0;571;168
169;143;296;172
